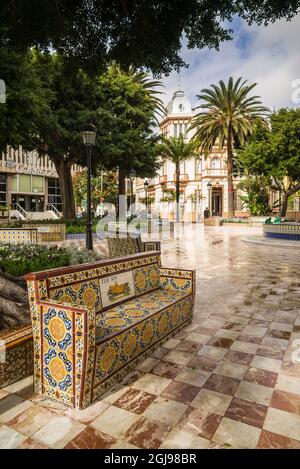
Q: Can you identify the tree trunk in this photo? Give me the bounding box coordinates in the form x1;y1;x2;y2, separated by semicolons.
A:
175;163;180;222
118;168;127;220
53;158;76;219
0;272;30;331
280;192;289;217
226;135;234;218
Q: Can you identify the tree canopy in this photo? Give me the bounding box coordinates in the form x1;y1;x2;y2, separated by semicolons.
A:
237;109;300;216
1;1;300;74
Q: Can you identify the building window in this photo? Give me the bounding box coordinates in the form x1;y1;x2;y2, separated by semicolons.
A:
48;178;62;211
174;124;178;137
32;176;44;193
195;159;201;176
0;173;6;205
184;123;188;137
211;158;221;169
179;123;183;136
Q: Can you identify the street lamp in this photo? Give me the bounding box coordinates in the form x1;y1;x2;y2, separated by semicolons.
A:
207;181;212;215
129;169;136;216
82;123;97;251
144;178;149;213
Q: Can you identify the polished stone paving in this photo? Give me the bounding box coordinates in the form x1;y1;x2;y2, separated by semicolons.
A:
1;225;300;449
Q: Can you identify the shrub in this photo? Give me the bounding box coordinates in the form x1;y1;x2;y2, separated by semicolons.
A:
0;244;99;277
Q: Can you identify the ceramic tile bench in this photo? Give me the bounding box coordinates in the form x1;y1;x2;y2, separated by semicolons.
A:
24;251;195;409
107;234;161;258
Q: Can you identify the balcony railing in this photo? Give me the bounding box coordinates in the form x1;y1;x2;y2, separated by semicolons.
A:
173;173;189;182
203;168;227;176
159;175;167;184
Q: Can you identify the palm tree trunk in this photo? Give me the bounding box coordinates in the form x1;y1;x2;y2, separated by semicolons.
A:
226;134;234;218
54;158;76;219
175;163;180;222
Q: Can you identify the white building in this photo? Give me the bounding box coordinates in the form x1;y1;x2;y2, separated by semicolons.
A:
135;88;246;220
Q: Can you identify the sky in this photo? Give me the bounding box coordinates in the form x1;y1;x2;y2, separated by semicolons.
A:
160;13;300;111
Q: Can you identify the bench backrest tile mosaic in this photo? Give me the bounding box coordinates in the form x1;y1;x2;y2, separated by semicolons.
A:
22;224;66;242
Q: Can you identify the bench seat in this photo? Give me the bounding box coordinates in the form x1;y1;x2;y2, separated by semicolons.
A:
95;289;189;342
25;251;195;409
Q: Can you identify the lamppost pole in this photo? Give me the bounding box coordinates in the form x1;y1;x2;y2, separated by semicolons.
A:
82;123;97;251
144;178;149;213
207;181;212;216
129;169;136;217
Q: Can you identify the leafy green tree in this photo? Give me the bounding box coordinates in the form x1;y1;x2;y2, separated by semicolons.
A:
237;109;300;217
159;136;198;221
91;63;163;216
2;1;300;74
237;176;274;216
190;77;269;217
73;170;118;211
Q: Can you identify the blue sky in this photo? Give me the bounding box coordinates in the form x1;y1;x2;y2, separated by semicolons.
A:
160;13;300;111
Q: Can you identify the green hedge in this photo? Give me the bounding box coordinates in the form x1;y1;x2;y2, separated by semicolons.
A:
0;244;99;277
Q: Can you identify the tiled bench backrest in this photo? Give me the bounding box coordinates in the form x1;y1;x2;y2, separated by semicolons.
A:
28;251;162;313
0;228;38;244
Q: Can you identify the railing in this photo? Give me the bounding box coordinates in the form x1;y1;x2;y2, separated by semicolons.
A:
46;204;62;218
173;174;189;182
203;169;227;177
10;203;27;218
159;175;167;184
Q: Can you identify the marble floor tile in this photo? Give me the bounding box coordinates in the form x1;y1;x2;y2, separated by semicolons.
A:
203;374;240;396
152;361;181;379
136;358;158;373
33;416;85;449
271;389;300;416
64;400;110;424
3;376;33;394
160;428;210;449
224;350;254;366
185;332;210;344
175;340;202;353
223;322;245;332
188;355;217;372
270;322;293;333
17;437;48;449
0;394;34;424
8;404;54;436
65;427;116;449
256;346;285;360
175;368;210;388
142;396;187;426
91;406;139;440
212;417;261;449
257;429;300;449
163;338;182;349
114;388;156;414
0;425;27;449
242;325;268;338
215;361;247;380
263;407;300;442
161;381;200;404
132;373;171;395
230;341;258;355
191;389;232;415
215;329;240;340
207;337;234;349
178;407;222;439
197;345;227;360
244;367;278;388
235;381;273;406
250;355;282;373
225;397;268;428
164;350;195;366
125;417;170;449
101;384;129;404
275;375;300;395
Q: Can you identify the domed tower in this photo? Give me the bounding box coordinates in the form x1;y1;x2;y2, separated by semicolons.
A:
160;88;194;138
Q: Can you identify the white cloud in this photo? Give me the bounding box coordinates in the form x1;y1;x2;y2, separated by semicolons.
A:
160;14;300;110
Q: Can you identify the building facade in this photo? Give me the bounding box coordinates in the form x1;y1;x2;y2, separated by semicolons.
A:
136;88;246;220
0;146;63;217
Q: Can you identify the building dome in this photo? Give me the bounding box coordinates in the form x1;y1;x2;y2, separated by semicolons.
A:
165;89;192;117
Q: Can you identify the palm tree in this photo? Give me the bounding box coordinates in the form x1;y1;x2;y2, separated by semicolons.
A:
159;135;198;221
190;77;269;218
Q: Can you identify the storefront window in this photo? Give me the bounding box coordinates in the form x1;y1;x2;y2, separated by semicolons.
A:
19;175;31;192
32;176;44;193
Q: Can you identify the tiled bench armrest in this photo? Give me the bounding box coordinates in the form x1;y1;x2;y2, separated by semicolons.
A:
159;268;196;296
142;240;161;252
35;300;96;408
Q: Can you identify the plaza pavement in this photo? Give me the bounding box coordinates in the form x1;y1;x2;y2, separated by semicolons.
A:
1;225;300;449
